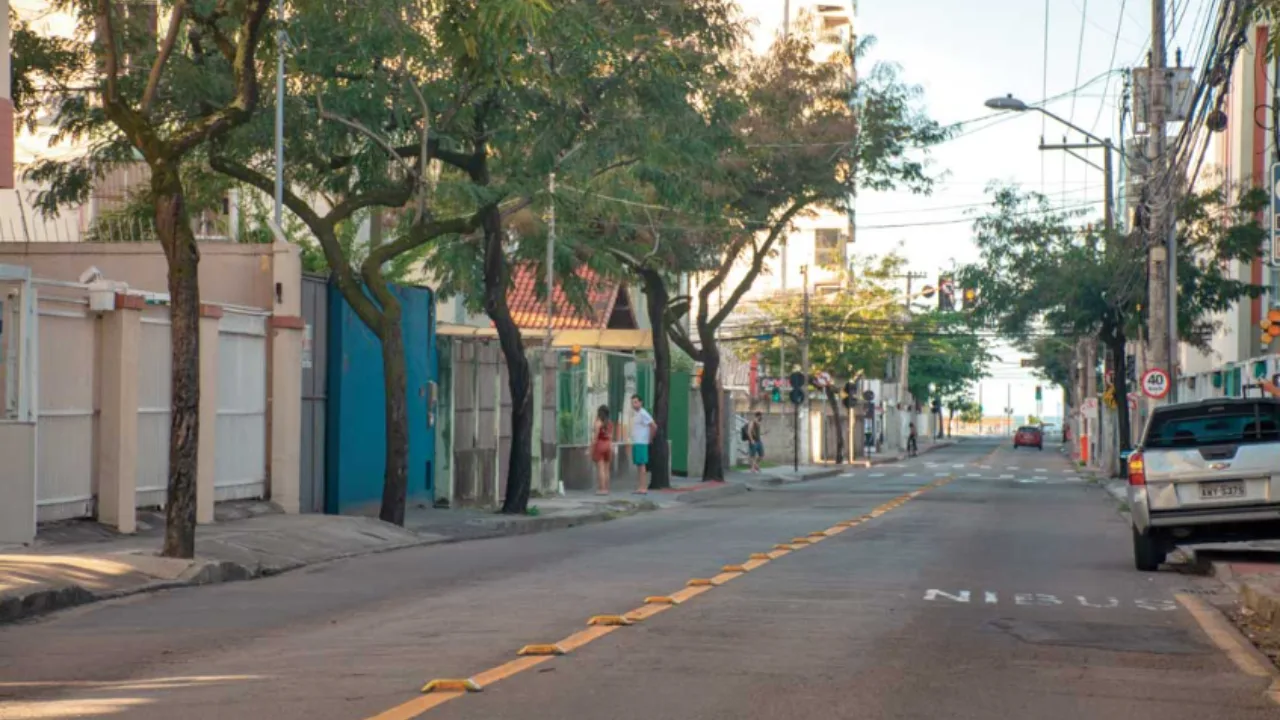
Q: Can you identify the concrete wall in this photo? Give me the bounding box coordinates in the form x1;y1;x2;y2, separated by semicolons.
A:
0;243;276;307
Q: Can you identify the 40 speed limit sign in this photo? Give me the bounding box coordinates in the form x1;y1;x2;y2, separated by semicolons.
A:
1141;368;1171;400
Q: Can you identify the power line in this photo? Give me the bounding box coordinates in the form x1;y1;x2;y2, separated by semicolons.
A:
1091;0;1129;136
1069;0;1090;124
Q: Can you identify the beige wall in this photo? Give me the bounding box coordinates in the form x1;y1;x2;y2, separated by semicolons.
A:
0;422;36;544
0;242;276;307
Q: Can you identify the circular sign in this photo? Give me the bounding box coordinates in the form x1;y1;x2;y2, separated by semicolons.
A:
1141;368;1171;399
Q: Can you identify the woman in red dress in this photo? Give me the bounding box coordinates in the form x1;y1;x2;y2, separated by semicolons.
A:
591;405;614;495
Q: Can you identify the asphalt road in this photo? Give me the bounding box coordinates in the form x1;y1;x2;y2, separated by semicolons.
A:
1;438;1275;719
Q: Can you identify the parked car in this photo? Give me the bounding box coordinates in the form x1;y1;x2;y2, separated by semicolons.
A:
1013;425;1043;450
1128;398;1280;571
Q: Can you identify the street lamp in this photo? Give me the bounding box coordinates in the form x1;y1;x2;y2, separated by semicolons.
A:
983;94;1116;236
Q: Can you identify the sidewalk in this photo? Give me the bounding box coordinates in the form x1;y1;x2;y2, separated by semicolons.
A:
0;476;747;625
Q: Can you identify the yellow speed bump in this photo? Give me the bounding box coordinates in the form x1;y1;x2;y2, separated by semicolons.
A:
686;578;714;587
587;615;634;627
773;544;796;551
790;537;813;545
422;678;482;694
837;520;859;527
808;531;828;538
722;564;749;573
645;596;677;605
750;553;771;560
517;644;565;656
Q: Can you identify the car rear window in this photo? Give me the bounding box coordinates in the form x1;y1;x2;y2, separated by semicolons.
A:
1017;426;1039;433
1145;402;1280;448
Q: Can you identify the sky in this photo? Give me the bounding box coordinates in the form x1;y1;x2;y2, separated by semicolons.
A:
740;0;1218;418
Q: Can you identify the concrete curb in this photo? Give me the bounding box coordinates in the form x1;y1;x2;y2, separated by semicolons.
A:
1241;581;1280;626
0;503;664;626
758;468;844;486
671;482;751;504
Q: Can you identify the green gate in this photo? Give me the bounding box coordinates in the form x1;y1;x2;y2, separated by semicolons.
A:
669;370;691;475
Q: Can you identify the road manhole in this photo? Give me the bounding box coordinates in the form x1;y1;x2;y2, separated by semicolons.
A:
987;618;1208;655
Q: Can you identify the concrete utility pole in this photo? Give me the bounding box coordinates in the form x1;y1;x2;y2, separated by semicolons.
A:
1146;0;1174;399
802;263;811;463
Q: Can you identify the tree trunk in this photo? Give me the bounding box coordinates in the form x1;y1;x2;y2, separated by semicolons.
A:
699;336;724;481
947;409;955;438
377;304;410;525
639;268;671;489
824;387;845;463
152;168;200;560
478;208;535;514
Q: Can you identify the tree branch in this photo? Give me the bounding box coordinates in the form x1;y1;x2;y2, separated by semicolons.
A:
708;198;814;329
316;94;414;176
141;0;186;115
668;323;703;362
169;0;271;155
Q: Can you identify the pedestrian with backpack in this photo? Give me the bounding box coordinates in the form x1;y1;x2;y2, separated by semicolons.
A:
743;411;764;472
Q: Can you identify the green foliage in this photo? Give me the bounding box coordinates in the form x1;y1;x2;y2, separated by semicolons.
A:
738;252;908;381
958;401;983;425
8;8;89;132
906;311;994;407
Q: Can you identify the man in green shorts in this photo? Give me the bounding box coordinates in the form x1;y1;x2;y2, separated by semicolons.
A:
630;394;657;494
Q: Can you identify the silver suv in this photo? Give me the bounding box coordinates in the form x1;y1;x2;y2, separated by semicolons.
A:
1128;397;1280;571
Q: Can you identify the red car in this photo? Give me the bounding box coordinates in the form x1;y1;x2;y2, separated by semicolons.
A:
1013;425;1043;450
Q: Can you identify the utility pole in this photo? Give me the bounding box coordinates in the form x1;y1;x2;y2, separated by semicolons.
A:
545;171;556;351
1146;0;1174;399
273;0;285;230
801;264;811;465
978;383;984;436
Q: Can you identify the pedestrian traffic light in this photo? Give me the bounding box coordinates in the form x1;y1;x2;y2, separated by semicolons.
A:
789;371;806;405
843;381;857;409
569;345;582;365
1034;385;1042;401
771;387;782;403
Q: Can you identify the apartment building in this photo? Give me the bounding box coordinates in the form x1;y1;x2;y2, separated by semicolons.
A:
698;0;857;324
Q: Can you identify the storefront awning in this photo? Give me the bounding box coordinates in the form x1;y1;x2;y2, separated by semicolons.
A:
436;323;652;351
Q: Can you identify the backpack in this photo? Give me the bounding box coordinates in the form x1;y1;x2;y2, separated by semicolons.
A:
741;422;751;441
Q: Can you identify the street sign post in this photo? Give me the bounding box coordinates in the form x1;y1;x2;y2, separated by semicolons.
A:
1141;368;1171;400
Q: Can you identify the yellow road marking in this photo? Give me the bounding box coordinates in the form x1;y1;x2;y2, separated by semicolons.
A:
668;585;713;603
367;472;955;718
1175;593;1274;679
516;644;565;656
420;679;480;693
470;656;551;687
624;603;671;622
367;691;465;720
556;625;619;652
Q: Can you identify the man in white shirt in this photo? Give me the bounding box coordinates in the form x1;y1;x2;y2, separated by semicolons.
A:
630;394;657;494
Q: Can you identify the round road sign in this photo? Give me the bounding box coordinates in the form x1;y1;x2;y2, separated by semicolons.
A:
1141;368;1171;399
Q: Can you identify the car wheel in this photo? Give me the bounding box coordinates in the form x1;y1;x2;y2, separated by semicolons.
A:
1132;526;1166;572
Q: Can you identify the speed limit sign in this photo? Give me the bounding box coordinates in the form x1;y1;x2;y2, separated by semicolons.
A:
1141;368;1171;399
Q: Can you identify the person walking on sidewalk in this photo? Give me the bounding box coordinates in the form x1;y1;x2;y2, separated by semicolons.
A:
630;394;657;494
746;411;765;472
907;422;918;457
591;405;614;495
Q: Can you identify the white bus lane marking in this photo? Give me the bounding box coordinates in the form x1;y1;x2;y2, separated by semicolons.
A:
922;589;1176;611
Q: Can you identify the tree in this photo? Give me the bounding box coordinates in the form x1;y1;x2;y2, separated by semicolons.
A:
959;184;1267;471
9;8;88;132
670;31;948;481
739;252;910;463
409;0;743;512
208;0;547;524
906;311;993;415
28;0;272;557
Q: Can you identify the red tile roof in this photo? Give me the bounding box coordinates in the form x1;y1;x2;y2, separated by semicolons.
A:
505;264;630;330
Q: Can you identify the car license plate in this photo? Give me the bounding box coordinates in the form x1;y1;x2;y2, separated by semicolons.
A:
1199;480;1245;499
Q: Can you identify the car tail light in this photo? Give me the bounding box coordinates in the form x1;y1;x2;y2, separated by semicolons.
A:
1127;452;1146;486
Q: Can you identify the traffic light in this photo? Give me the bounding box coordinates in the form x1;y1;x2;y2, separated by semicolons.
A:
938;275;955;311
569;345;582;365
771;386;782;403
789;371;806;405
1262;308;1280;347
1034;385;1042;401
962;287;978;310
843;381;857;409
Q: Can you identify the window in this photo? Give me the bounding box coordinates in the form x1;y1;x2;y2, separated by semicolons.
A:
1146;402;1280;448
815;229;843;268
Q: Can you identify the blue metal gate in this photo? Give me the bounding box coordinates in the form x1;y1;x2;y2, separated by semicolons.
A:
325;283;437;514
